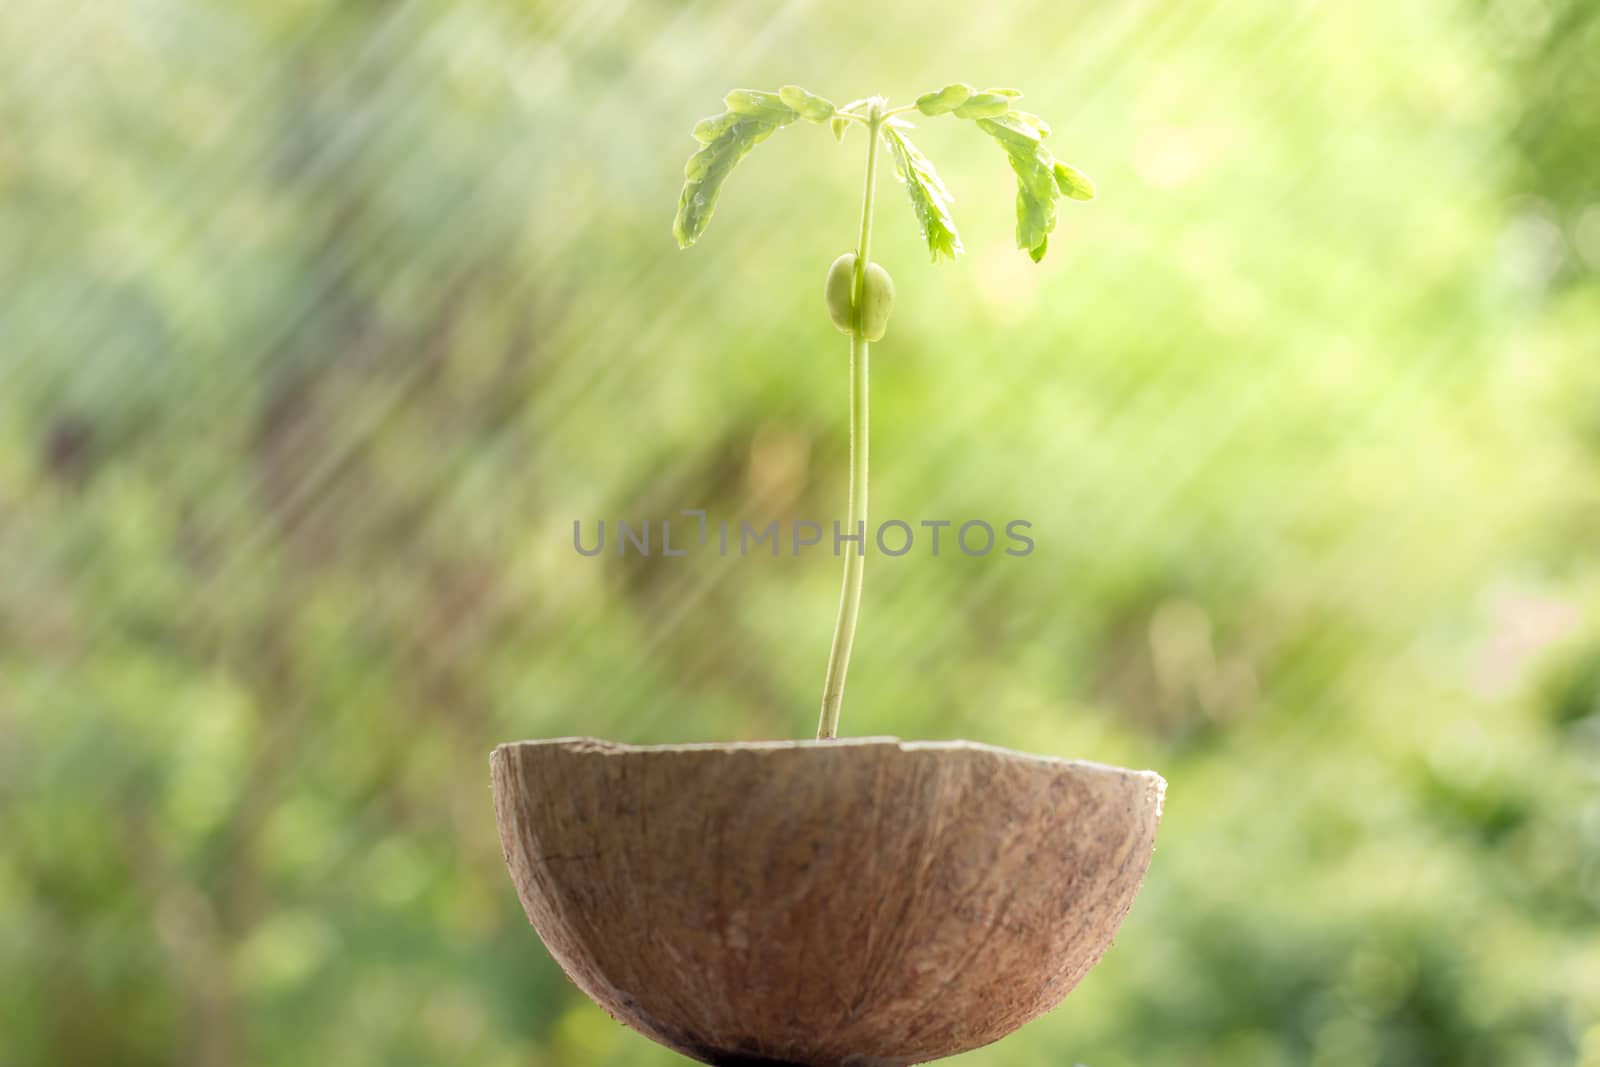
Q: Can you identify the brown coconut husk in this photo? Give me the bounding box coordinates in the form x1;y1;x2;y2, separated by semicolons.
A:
491;737;1164;1066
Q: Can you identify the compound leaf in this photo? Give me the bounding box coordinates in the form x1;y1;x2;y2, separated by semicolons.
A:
674;92;800;248
881;123;963;262
976;113;1086;261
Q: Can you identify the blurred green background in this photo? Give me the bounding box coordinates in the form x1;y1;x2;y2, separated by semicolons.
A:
3;0;1600;1064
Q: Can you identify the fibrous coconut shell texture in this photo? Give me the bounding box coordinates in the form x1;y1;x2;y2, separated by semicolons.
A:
490;737;1164;1067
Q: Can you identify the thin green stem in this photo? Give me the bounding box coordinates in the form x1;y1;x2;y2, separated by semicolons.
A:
817;99;883;741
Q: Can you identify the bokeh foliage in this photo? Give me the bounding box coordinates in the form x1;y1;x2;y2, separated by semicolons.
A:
2;0;1598;1065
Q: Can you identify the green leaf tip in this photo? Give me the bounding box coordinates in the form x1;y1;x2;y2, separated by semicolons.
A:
779;85;836;123
1013;110;1052;139
881;124;963;263
954;92;1012;119
1053;160;1096;200
915;83;973;116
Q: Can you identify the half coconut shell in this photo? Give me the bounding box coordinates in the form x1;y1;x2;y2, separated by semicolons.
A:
491;737;1163;1066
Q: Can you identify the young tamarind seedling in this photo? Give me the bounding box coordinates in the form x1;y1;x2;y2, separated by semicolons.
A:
674;84;1095;742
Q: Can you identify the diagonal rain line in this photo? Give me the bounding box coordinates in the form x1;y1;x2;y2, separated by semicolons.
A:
149;18;582;529
542;196;882;727
2;2;432;405
548;435;835;738
522;88;866;434
870;301;1501;773
14;104;570;715
998;354;1517;867
9;1;415;280
1009;14;1507;551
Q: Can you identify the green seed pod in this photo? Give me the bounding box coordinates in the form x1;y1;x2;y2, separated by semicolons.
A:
954;92;1012;119
915;83;974;116
779;85;836;123
825;253;856;335
859;261;895;342
823;253;895;341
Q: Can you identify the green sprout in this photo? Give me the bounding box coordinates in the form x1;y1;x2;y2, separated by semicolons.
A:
673;84;1096;740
